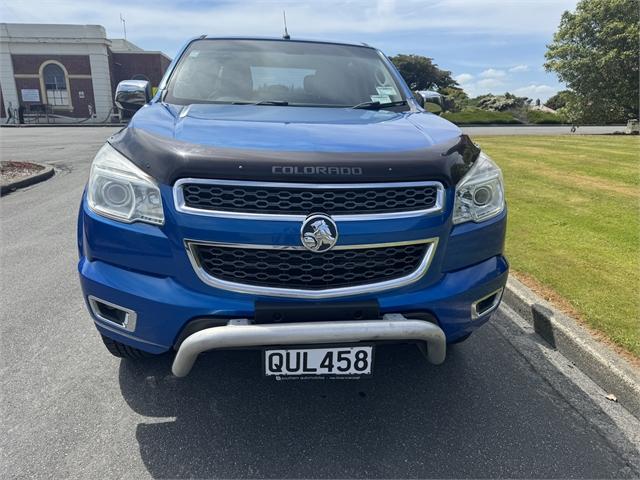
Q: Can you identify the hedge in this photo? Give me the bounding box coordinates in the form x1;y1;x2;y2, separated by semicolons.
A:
526;110;567;124
441;110;522;125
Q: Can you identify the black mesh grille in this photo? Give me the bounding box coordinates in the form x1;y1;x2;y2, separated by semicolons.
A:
180;183;439;215
192;244;428;290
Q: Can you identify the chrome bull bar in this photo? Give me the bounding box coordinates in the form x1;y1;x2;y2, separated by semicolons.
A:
172;313;447;377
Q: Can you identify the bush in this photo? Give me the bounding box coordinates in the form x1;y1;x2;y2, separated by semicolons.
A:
439;86;469;112
472;93;531;112
441;110;522;125
424;102;443;114
526;110;567;124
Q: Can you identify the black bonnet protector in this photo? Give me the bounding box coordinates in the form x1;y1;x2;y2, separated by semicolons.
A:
108;127;481;186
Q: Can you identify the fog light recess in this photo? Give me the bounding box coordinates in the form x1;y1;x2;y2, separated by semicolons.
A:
88;296;137;332
471;288;504;320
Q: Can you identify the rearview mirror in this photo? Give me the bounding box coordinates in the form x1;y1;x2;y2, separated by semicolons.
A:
115;80;151;113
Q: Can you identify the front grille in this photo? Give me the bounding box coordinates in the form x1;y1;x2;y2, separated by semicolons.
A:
191;243;428;290
179;181;441;216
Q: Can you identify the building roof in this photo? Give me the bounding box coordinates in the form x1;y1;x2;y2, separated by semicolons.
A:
0;23;108;43
108;38;172;60
108;38;145;52
0;23;171;60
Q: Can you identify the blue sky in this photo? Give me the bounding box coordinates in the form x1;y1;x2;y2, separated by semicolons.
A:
0;0;579;101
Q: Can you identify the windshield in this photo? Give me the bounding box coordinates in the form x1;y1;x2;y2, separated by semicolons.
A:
165;39;406;108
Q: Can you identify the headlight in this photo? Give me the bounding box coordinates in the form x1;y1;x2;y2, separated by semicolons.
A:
452;151;504;224
87;144;164;225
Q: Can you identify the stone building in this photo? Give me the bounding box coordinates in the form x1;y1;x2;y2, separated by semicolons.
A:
0;23;171;122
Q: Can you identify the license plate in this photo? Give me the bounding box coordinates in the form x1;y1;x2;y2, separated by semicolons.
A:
264;346;373;377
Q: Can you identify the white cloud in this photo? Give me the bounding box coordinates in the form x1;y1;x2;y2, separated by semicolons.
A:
0;0;580;55
477;78;506;89
512;84;558;100
455;73;474;84
454;76;506;97
460;66;559;99
480;68;507;78
0;0;572;100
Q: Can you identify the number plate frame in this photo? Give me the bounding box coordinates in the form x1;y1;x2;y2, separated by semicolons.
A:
263;344;375;378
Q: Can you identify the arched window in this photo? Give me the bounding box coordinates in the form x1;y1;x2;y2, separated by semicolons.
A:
42;63;69;106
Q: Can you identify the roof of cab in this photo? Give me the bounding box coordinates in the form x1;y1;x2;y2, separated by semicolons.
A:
198;35;376;49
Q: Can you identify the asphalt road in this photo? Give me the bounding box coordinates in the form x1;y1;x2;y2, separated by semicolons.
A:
462;125;626;135
1;127;639;479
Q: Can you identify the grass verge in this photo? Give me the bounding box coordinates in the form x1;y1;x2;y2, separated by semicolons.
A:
474;135;640;357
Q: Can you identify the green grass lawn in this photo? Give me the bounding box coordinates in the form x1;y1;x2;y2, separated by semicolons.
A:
474;135;640;357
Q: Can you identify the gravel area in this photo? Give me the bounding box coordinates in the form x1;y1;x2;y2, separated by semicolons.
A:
0;161;45;184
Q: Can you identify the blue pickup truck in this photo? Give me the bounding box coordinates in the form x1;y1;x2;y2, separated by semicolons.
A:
78;37;507;378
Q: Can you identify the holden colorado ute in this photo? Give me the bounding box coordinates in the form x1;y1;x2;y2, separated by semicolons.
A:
78;37;508;378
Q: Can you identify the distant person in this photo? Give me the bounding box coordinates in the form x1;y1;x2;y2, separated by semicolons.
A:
5;101;15;124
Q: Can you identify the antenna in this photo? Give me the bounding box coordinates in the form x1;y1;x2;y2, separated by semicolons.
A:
282;10;290;40
120;13;127;40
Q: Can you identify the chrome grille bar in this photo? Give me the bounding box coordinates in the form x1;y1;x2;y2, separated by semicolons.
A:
174;178;445;221
185;238;439;299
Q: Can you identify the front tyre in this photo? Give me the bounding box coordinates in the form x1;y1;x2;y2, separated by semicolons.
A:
101;334;158;359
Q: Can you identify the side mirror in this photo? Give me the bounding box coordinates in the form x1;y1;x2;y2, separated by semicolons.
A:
414;90;444;113
115;80;151;113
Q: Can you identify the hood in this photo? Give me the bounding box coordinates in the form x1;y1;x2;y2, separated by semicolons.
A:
109;103;480;185
141;103;460;151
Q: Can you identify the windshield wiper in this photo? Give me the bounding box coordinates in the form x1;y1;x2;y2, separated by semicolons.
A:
229;100;289;106
352;100;407;110
253;100;289;106
254;100;289;107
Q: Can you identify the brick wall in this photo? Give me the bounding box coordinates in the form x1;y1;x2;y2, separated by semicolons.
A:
68;78;95;117
110;52;170;93
10;54;97;118
12;54;91;75
14;76;41;102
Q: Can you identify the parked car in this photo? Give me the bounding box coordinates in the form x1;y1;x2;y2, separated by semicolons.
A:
78;37;508;377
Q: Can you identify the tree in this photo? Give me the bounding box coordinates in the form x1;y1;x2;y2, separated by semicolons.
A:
390;54;457;91
439;86;469;112
544;0;639;123
544;90;573;111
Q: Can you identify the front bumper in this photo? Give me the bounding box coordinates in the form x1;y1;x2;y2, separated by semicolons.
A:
79;251;508;354
172;315;446;377
78;192;508;355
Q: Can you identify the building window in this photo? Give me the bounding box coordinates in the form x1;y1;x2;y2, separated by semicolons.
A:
42;63;69;106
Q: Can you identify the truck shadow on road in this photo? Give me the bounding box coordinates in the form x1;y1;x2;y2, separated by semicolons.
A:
117;328;633;479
